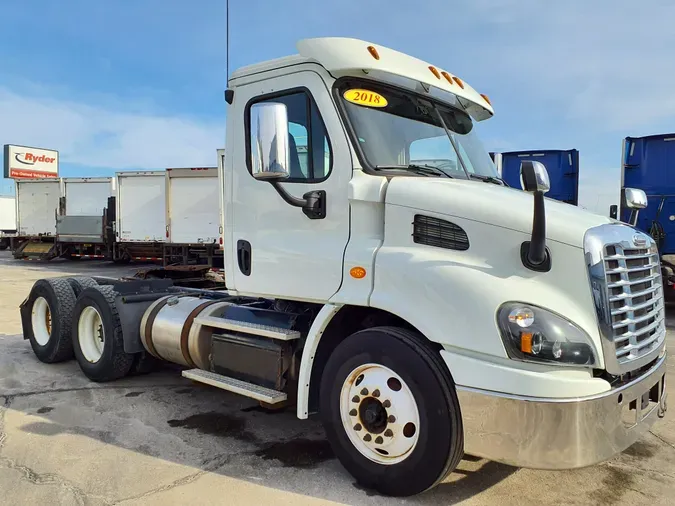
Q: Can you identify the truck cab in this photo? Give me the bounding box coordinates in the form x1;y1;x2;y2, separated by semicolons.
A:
21;37;668;497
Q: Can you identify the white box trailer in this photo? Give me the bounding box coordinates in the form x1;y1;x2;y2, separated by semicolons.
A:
0;195;17;250
16;179;62;236
0;195;17;233
63;177;114;216
116;171;166;242
165;167;219;244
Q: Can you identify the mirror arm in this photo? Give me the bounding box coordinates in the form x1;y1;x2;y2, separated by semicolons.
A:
629;208;639;227
529;191;547;264
270;182;327;220
520;190;551;272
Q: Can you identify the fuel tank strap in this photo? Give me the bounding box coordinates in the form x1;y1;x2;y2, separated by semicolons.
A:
179;300;223;368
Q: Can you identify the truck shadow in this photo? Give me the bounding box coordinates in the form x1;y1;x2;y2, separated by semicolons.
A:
6;366;517;505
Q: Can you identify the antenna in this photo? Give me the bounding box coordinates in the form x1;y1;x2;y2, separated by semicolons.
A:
225;0;230;86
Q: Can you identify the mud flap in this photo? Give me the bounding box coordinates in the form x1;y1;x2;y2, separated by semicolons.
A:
19;296;31;339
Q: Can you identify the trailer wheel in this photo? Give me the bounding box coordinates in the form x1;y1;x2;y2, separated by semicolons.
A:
72;285;134;382
25;278;77;363
67;277;99;297
319;326;463;497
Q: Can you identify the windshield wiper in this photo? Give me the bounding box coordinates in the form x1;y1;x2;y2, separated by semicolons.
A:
375;164;452;178
469;174;508;186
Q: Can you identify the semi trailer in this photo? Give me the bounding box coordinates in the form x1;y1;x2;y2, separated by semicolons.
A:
113;171;166;263
56;177;115;260
163;166;223;267
20;37;667;497
0;194;17;250
12;179;61;258
492;149;580;205
620;133;675;298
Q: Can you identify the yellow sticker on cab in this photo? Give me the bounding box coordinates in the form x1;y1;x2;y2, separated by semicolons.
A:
343;89;388;108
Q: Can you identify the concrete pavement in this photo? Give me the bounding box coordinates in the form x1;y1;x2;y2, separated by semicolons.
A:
1;251;674;505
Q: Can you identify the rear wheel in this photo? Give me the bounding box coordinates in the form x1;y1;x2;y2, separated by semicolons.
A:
25;278;77;363
320;326;463;497
67;276;99;297
72;285;134;382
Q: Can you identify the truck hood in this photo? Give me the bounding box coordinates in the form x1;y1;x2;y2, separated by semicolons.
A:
385;177;613;248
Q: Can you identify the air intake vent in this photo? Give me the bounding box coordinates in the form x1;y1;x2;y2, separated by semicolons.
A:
412;215;469;251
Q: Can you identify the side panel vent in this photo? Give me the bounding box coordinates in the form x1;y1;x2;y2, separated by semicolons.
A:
412;215;469;251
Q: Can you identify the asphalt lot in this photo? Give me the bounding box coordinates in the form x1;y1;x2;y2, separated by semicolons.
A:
1;250;674;505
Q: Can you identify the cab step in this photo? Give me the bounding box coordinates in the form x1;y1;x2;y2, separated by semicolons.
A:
181;369;288;404
193;316;301;341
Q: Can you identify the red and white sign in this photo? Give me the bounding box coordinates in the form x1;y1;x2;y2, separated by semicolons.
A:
3;144;59;179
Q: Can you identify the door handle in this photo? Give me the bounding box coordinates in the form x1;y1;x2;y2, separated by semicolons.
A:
237;239;251;276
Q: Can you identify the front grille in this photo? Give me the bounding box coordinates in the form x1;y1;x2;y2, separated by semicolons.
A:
586;224;666;374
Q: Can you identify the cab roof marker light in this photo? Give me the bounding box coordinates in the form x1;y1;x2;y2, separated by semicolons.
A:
440;71;454;85
452;76;465;89
480;94;492;106
367;45;380;60
428;65;441;79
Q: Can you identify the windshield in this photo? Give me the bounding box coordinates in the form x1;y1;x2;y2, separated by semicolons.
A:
336;79;498;179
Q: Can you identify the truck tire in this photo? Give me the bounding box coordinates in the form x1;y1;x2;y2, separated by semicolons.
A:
319;326;463;497
72;285;134;382
67;277;99;297
25;278;77;363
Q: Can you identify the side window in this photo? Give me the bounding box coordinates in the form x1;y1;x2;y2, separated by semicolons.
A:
248;91;332;182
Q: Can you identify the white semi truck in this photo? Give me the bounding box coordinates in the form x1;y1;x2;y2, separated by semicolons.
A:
19;37;667;496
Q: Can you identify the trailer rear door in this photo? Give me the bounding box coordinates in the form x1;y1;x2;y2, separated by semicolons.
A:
116;172;166;242
17;180;61;236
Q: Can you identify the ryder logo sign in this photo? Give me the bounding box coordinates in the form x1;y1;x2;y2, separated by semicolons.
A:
3;144;59;179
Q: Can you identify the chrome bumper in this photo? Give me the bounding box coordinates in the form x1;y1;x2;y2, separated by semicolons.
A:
457;354;668;469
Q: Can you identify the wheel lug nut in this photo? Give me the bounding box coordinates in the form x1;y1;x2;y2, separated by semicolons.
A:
383;400;391;408
388;415;396;423
354;423;362;431
363;434;372;442
352;395;360;403
349;409;357;416
384;429;393;437
360;388;369;396
372;389;380;398
375;436;383;444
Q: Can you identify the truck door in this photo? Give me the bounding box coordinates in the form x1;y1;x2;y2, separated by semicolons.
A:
230;70;352;301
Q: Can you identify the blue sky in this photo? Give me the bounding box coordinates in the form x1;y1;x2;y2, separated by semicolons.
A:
1;0;673;213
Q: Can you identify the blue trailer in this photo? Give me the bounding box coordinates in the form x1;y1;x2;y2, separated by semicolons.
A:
621;133;675;253
491;149;580;205
621;133;675;299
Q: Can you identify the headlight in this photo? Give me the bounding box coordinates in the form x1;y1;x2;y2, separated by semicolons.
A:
497;302;598;367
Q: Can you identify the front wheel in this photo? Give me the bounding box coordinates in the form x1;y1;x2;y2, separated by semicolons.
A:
320;326;463;497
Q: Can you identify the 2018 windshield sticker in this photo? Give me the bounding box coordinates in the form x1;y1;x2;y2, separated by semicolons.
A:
343;89;388;108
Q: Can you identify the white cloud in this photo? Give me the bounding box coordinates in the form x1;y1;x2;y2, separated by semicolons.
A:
0;87;224;169
462;0;675;130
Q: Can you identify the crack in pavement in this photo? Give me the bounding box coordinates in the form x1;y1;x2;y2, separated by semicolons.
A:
0;456;111;506
111;455;232;505
650;430;675;451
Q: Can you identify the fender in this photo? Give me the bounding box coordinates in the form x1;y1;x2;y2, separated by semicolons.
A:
296;303;342;419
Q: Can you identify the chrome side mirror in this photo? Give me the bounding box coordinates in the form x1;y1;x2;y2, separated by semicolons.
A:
624;188;647;209
250;102;290;181
520;160;550;194
624;187;647;227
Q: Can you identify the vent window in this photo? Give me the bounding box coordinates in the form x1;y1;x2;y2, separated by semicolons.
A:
412;215;469;251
